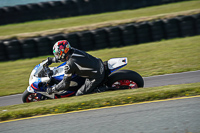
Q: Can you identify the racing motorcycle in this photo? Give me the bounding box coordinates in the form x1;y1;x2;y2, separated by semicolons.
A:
22;57;144;103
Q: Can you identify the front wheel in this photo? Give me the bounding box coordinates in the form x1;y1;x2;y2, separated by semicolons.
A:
106;70;144;89
22;90;40;103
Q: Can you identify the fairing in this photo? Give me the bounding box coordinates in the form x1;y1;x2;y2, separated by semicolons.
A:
27;57;128;99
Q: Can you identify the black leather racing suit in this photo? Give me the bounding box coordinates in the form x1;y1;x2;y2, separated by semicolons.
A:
51;48;105;96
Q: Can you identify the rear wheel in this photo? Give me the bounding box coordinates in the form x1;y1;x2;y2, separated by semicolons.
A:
111;79;138;89
106;70;144;89
22;90;40;103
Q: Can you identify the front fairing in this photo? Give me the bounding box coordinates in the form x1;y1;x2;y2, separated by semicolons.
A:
29;60;50;85
29;60;55;92
28;61;82;94
29;60;65;87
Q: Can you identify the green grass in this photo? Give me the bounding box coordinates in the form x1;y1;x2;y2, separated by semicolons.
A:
0;0;199;39
0;35;200;96
0;82;200;122
91;36;200;76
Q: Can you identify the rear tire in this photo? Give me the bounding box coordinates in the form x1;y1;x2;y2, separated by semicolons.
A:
106;70;144;89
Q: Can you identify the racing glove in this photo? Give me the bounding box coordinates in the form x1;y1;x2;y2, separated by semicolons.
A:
46;57;53;66
45;67;53;77
46;86;56;95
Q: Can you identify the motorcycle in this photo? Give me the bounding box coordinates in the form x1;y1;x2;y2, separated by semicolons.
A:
22;57;144;103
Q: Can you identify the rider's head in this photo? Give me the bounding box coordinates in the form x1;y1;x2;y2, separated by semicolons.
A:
53;40;71;61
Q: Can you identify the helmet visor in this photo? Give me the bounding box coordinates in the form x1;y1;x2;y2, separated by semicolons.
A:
53;49;60;60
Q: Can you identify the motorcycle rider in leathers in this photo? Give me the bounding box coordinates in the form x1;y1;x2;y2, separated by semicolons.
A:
45;40;105;96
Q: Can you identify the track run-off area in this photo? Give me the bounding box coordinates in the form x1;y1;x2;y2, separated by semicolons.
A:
0;70;200;107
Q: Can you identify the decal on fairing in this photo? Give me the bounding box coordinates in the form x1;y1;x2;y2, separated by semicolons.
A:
28;86;34;92
110;64;127;73
31;83;39;90
108;57;128;72
57;62;66;68
54;75;64;81
38;78;41;83
60;91;75;98
34;64;40;71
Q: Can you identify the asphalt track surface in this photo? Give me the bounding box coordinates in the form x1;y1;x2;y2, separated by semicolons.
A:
0;96;200;133
0;70;200;107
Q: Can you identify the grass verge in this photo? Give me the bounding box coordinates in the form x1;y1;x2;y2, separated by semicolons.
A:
0;0;200;40
0;35;200;96
0;82;200;122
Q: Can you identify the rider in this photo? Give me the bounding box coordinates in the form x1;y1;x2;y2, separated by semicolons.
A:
46;40;105;96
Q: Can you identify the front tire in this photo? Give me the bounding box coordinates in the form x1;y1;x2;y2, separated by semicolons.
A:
22;90;40;103
106;70;144;89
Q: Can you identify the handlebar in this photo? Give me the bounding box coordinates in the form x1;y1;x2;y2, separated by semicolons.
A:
43;62;53;78
43;66;53;87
